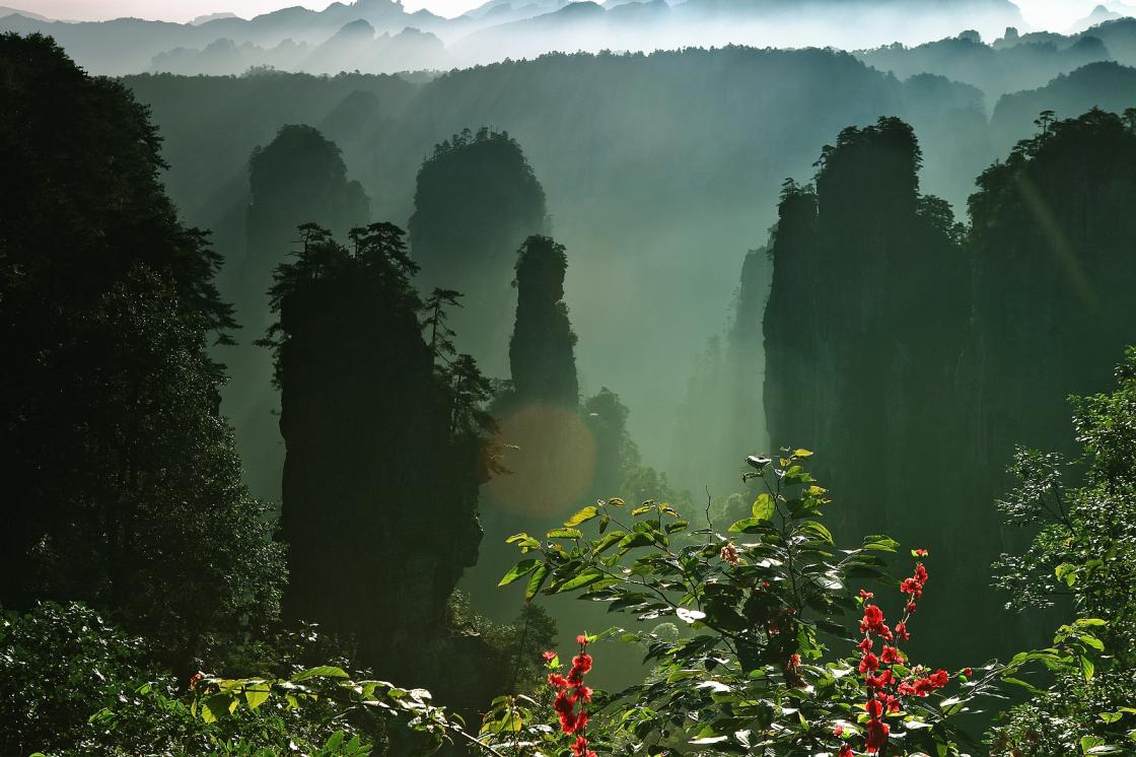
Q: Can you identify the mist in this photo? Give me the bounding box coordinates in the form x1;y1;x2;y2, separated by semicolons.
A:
7;0;1136;753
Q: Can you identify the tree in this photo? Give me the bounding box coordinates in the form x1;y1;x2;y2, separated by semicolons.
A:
225;124;370;502
508;234;579;408
988;349;1136;755
583;387;638;498
408;128;548;372
263;222;493;682
762;117;976;662
490;450;1016;757
0;33;283;667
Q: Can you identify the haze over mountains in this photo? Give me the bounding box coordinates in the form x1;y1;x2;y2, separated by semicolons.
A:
0;0;1059;75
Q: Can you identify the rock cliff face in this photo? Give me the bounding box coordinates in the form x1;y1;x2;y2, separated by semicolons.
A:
222;125;369;502
409;128;549;378
762;117;977;661
270;224;487;680
762;109;1136;662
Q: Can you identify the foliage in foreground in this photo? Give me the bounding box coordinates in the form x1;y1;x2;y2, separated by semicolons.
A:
988;348;1136;755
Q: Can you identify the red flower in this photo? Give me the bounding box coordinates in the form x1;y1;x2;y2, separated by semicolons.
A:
880;645;901;664
905;601;917;614
858;637;874;653
883;693;900;713
187;671;205;691
860;604;886;634
914;563;928;584
859;589;874;600
894;621;909;641
548;673;568;688
788;653;801;671
865;718;890;753
572;736;590;757
572;653;593;674
858;651;879;674
900;577;923;597
866;669;893;689
575;685;593;702
962;667;973;678
929;669;949;688
839;745;854;757
834;724;844;737
576;634;589;646
866;697;883;719
542;650;557;662
913;548;929;557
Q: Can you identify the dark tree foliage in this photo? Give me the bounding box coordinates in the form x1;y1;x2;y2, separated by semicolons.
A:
408;128;548;371
762;117;973;659
0;33;283;667
508;234;579;408
243;124;369;303
226;124;370;501
583;387;637;498
987;350;1136;755
263;222;493;677
968;107;1136;487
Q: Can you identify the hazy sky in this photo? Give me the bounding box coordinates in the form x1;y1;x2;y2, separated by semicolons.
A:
12;0;484;22
9;0;1129;26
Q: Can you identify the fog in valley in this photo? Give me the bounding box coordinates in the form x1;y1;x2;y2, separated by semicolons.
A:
7;0;1136;752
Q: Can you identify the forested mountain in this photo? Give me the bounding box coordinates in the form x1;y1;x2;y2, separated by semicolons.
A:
0;32;284;673
858;29;1110;102
12;3;1136;749
763;118;976;658
409;128;549;374
122;47;989;468
225;124;370;500
990;60;1136;149
762;107;1136;669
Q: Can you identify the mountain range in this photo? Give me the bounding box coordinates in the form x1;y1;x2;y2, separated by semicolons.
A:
1;0;1030;75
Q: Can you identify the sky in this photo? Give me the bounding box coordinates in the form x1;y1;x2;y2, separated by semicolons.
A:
10;0;484;22
8;0;1130;27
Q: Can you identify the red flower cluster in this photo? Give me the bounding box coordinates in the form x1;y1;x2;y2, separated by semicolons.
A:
546;634;596;757
843;550;951;755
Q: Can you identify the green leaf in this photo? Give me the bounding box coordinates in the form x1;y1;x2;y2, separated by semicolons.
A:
564;506;599;528
245;685;271;710
794;448;814;457
1002;676;1046;695
752;492;775;521
498;559;540;587
798;520;833;544
1081;655;1096;681
728;517;773;534
689;736;729;745
1081;736;1108;754
292;665;350;682
524;563;549;600
547;528;583;539
593;530;627;554
557;569;605;592
200;693;235;723
1056;562;1078;587
863;534;900;552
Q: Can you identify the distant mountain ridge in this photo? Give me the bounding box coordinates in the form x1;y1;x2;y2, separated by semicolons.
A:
1;0;1023;75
